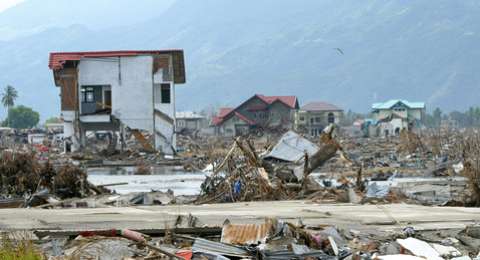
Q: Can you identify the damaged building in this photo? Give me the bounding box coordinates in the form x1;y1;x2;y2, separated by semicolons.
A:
370;99;426;137
212;94;299;136
49;50;186;154
294;101;344;137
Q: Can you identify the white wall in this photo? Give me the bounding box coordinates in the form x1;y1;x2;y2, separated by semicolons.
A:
153;69;176;154
77;55;178;154
78;56;154;132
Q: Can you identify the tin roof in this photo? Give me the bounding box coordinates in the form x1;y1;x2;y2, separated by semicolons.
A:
221;220;274;245
264;130;319;162
192;238;249;257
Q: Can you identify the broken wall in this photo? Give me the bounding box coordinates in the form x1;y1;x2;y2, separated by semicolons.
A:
78;56;154;132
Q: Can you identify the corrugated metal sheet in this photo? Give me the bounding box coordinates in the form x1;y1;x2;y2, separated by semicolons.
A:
192;238;249;257
220;220;274;245
264;131;319;162
261;249;336;260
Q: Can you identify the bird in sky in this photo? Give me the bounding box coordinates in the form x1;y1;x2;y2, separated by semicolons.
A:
334;48;344;55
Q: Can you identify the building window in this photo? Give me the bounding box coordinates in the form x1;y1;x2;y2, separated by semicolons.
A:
315;117;321;123
328;112;335;124
161;84;171;104
299;116;304;121
81;87;95;103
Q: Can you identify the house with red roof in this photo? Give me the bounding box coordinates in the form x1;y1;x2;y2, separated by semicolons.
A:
294;101;344;137
48;50;186;154
212;94;299;136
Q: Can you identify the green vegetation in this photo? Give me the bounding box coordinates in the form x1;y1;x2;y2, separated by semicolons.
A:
425;106;480;128
0;238;43;260
1;85;18;127
3;105;40;129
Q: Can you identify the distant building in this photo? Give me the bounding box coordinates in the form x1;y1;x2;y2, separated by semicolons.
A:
371;99;426;136
49;50;186;154
212;94;299;136
176;111;207;134
294;101;343;137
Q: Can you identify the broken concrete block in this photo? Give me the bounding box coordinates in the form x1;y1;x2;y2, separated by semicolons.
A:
396;237;443;260
431;243;461;258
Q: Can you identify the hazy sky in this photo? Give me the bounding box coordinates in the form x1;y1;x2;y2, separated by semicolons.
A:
0;0;23;12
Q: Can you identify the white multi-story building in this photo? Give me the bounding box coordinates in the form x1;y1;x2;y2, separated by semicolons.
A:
49;50;186;154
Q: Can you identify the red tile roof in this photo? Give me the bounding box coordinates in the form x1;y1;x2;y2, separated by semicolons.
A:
212;107;233;126
301;101;343;111
212;94;298;126
234;112;255;125
256;94;298;109
49;49;183;70
211;110;254;126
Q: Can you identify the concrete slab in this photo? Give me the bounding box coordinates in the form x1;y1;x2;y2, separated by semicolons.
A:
0;201;478;232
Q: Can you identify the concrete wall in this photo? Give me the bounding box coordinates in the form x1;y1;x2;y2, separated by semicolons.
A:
153;67;176;154
295;110;343;136
408;108;423;121
269;101;294;128
374;108;423;122
236;97;267;125
78;56;155;131
77;55;177;154
177;118;207;131
235;97;294;129
217;116;244;136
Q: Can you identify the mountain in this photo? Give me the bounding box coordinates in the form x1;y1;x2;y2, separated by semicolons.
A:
0;0;176;40
0;0;479;120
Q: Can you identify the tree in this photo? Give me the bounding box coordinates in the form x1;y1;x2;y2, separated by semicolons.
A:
5;105;40;129
1;85;18;127
433;107;442;127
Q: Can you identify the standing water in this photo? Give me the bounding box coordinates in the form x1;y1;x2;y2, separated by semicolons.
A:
87;166;209;195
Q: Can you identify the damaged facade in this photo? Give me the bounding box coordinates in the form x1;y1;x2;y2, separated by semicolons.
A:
176;111;207;134
212;94;299;136
370;99;426;137
294;101;344;137
49;50;186;154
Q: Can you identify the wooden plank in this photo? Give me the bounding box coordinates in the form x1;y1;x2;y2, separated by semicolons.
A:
34;227;222;239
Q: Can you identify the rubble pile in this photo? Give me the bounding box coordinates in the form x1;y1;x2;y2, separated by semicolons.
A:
31;219;480;258
442;129;480;206
0;151;106;207
197;138;290;203
197;127;342;204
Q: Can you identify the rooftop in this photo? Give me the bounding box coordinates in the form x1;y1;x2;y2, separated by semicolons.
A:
176;111;205;119
255;94;298;109
372;99;425;110
301;101;343;112
49;50;186;84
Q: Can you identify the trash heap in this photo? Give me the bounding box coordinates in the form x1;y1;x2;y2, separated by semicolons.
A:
0;151;106;207
38;219;480;259
197;126;343;204
197;138;289;203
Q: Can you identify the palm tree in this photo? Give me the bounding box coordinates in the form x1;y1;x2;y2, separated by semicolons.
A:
1;85;18;127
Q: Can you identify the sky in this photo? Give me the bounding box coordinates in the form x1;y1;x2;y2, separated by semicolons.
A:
0;0;23;13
